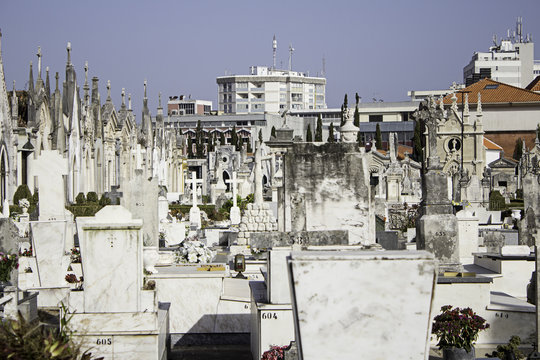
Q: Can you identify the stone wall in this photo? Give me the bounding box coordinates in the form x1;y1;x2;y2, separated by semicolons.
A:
283;143;374;244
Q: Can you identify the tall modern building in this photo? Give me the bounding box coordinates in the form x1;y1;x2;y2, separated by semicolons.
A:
463;18;540;87
216;66;327;114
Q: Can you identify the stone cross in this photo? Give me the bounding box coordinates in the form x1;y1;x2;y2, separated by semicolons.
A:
225;172;241;207
226;172;242;225
106;186;123;205
185;171;203;207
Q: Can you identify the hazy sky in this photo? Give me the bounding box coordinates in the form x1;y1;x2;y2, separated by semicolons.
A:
1;0;539;119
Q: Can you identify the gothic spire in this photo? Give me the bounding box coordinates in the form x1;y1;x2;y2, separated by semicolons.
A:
45;66;51;98
83;61;90;105
66;42;72;65
28;61;34;93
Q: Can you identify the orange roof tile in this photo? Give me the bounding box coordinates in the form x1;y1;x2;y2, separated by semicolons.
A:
442;78;540;105
526;76;540;92
483;137;503;150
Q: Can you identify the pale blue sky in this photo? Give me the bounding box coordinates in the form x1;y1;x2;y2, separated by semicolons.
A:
1;0;539;119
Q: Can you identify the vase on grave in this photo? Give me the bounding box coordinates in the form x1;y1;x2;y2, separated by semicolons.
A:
442;347;475;360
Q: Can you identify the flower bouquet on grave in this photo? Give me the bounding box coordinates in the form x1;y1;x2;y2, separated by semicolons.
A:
18;198;30;213
0;251;19;283
432;305;489;360
69;248;81;263
19;245;33;257
261;345;288;360
65;274;83;290
174;236;215;264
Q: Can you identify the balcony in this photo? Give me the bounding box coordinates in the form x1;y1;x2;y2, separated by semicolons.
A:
250;87;265;92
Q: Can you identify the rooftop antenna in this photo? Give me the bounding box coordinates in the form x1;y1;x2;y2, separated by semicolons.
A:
272;35;277;70
288;43;294;71
516;16;523;43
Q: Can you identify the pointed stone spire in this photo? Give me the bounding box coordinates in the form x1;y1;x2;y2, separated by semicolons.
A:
37;46;42;79
157;91;163;114
28;61;34;93
45;66;51;98
83;61;89;104
121;88;126;109
106;80;111;101
91;77;99;105
11;80;18;126
66;42;72;65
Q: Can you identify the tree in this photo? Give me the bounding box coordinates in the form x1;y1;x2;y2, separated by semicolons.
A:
413;119;423;162
306;124;313;142
258;129;263;143
247;140;253;153
270;126;276;140
220;131;225;145
187;137;193;158
375;123;382;150
327;123;335;143
513;138;524;161
357;131;364;147
195;120;204;158
353;105;360;127
231;125;238;148
355;92;360;105
315;114;323;141
208;133;215;153
340;94;348;126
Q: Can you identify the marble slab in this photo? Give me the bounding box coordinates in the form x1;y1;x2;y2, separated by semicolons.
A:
31;221;68;287
288;250;437;360
77;206;144;313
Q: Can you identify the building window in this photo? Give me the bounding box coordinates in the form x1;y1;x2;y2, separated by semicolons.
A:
369;115;383;122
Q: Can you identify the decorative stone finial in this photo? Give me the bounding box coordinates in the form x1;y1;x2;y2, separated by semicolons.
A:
66;42;71;65
451;92;458;112
128;94;132;110
84;61;88;82
144;79;147;98
121;88;126;106
477;93;482;114
438;95;444;110
12;80;15;92
37;46;42;78
55;72;59;91
159;92;162;108
107;80;111;99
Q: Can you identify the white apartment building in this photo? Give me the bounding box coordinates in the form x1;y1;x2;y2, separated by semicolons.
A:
463;18;540;88
216;66;326;114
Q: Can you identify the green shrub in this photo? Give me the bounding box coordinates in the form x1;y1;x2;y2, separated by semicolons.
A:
75;193;86;205
0;312;102;359
13;184;32;206
98;195;111;206
86;192;98;203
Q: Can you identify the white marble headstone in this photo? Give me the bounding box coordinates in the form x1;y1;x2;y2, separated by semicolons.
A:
288;250;437;360
77;206;143;313
32;150;68;221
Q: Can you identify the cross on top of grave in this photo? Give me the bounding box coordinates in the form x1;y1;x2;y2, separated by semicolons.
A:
226;172;241;207
106;186;123;205
185;171;203;207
